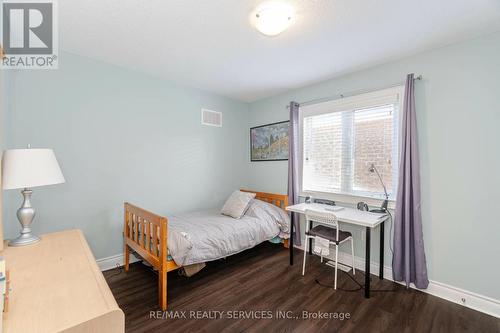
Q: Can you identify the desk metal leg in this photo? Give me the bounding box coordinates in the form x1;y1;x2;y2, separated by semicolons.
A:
289;215;294;266
379;221;385;280
308;220;313;255
364;227;371;298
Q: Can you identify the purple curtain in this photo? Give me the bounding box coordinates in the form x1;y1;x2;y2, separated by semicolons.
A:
392;73;429;289
288;101;301;246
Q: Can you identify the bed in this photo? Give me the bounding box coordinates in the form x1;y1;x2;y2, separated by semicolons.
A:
123;189;289;310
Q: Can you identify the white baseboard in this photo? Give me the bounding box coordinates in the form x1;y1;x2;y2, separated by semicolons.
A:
422;280;500;319
96;253;140;271
96;248;500;319
296;245;500;318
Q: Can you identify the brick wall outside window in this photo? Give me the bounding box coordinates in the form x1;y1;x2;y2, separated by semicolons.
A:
302;105;398;199
353;112;394;195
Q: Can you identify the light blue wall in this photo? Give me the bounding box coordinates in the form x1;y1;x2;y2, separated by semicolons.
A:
3;52;250;259
247;32;500;300
1;71;10;153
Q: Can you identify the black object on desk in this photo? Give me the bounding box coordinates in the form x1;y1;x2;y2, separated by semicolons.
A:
313;198;335;206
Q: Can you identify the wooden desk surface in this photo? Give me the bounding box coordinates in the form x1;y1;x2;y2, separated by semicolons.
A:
1;229;124;333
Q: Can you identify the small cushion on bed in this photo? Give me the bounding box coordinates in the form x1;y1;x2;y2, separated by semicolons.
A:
221;190;256;219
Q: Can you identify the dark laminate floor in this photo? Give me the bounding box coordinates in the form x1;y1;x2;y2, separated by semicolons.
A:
104;243;500;333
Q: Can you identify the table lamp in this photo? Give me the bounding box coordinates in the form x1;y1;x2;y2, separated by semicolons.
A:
368;163;388;212
2;147;65;246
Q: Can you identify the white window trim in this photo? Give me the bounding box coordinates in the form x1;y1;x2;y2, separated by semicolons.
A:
298;86;405;209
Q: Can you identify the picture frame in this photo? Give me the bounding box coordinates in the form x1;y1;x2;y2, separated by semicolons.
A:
250;120;289;161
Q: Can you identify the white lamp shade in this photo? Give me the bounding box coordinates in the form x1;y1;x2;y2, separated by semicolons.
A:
2;149;65;190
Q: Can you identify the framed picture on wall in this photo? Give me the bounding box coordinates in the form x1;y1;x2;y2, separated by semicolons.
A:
250;121;289;161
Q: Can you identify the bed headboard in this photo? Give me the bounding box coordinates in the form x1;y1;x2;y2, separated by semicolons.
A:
240;189;288;209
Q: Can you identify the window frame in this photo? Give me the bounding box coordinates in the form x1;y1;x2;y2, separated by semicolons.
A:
298;86;405;209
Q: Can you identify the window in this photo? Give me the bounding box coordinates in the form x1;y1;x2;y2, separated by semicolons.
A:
299;86;403;202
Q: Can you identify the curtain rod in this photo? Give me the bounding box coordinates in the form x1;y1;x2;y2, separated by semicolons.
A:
286;75;422;109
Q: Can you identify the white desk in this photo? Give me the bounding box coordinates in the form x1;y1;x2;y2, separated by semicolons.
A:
286;203;389;298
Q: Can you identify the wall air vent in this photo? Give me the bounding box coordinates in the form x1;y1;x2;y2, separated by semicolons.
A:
201;109;222;127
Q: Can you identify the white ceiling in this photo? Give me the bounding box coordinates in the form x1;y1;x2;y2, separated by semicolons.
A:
60;0;500;102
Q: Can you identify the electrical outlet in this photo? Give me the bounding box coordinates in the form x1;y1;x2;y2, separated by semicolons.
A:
361;230;365;241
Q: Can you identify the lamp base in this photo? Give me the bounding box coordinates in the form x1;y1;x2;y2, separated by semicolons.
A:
9;234;40;247
8;188;40;247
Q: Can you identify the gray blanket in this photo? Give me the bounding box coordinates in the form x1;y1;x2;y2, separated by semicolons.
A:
167;202;289;266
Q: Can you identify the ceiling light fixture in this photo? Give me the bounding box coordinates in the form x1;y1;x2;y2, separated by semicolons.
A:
254;2;294;37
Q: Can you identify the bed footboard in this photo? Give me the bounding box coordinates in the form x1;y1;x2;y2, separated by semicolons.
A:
123;202;178;310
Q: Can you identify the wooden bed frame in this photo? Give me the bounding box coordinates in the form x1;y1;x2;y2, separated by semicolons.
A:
123;189;289;310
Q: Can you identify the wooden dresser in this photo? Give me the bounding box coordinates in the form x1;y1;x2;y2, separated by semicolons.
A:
1;229;124;333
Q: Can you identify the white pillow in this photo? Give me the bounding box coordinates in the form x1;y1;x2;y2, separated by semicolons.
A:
221;191;256;219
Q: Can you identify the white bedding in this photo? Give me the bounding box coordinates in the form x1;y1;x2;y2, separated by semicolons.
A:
167;203;289;266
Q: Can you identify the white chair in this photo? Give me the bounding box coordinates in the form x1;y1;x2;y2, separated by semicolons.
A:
302;209;355;289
